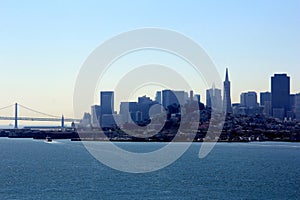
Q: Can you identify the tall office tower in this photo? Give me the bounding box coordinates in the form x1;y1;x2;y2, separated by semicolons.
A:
138;96;158;121
260;92;271;106
162;90;184;109
295;93;300;121
120;102;138;124
206;84;222;111
91;105;101;127
271;74;290;120
194;94;201;103
240;92;258;108
155;91;162;104
100;91;115;127
223;68;232;113
260;92;272;117
100;91;114;114
190;90;194;101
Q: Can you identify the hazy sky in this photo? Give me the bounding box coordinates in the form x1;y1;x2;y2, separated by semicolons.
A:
0;0;299;123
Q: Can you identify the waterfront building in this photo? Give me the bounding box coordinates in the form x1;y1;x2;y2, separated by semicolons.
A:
100;91;114;114
271;74;290;120
101;114;116;128
100;91;115;128
223;68;232;113
91;105;101;127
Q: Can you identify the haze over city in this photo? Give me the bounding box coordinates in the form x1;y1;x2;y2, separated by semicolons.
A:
0;0;299;119
1;1;300;199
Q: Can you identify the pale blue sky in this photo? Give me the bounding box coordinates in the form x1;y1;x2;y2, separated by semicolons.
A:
0;0;299;122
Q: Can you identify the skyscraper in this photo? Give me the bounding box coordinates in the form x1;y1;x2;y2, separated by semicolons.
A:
194;94;201;103
240;92;258;108
260;92;271;106
162;90;184;109
155;91;162;104
120;102;138;124
223;68;232;113
138;95;157;121
91;105;101;127
260;92;272;117
206;84;222;111
100;91;115;128
271;74;290;120
120;96;159;124
100;91;114;114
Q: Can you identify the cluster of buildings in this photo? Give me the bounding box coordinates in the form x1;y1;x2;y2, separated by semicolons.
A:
226;73;300;121
80;68;300;129
84;90;201;129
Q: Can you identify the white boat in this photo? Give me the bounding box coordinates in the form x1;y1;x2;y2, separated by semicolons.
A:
45;136;52;142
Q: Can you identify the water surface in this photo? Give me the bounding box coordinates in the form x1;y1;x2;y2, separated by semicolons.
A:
0;138;299;200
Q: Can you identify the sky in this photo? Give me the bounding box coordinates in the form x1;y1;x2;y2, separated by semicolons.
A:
0;0;299;124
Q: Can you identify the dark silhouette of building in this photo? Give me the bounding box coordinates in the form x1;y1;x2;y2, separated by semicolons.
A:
260;92;271;106
137;96;158;122
260;92;272;117
120;96;159;125
155;91;162;104
271;74;290;120
100;91;114;114
223;68;232;113
120;102;137;124
240;92;258;108
236;91;261;116
162;90;184;109
290;94;296;112
194;94;201;103
100;91;115;128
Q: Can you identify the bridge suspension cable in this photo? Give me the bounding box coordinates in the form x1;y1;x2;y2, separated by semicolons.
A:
18;104;60;119
0;104;15;111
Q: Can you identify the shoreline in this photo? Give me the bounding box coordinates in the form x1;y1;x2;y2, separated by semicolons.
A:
1;128;299;143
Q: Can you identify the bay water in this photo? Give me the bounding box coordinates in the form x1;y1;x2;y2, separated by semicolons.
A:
0;138;299;199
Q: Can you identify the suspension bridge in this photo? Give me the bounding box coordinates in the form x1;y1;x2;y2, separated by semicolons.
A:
0;103;80;129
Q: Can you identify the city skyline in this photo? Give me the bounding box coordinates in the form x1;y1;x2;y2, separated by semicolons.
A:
1;1;300;197
0;0;300;119
107;69;300;112
95;68;300;115
86;70;300;129
0;69;300;124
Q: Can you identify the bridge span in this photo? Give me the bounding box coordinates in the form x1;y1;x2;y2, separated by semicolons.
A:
0;103;80;128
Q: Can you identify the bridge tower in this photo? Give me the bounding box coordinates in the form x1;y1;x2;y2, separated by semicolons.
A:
61;115;64;128
14;103;18;129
